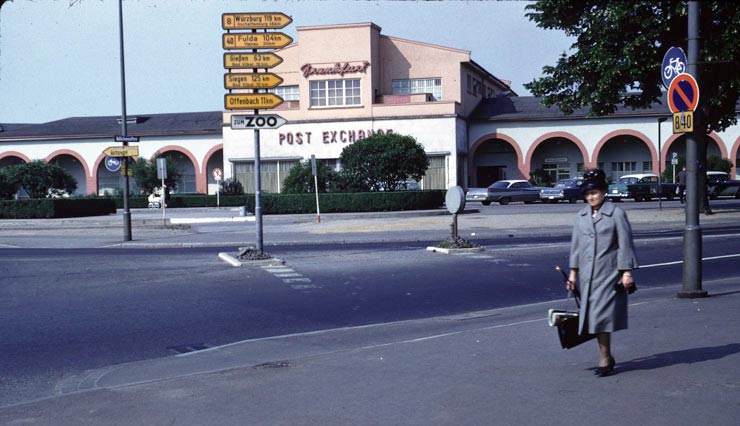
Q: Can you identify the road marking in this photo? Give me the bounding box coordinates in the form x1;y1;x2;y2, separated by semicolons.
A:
641;252;740;269
274;273;303;278
284;277;312;283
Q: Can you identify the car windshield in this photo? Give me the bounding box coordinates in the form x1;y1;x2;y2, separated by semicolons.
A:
490;181;510;188
618;177;638;184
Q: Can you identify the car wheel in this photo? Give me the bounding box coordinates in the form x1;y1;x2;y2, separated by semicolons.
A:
482;201;491;206
499;197;511;205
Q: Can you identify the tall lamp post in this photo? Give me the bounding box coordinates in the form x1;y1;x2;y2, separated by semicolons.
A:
657;116;668;210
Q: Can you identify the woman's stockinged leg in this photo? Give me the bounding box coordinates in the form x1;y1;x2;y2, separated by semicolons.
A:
597;332;612;365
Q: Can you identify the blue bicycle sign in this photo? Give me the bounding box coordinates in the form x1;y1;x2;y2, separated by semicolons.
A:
661;47;687;89
104;156;122;172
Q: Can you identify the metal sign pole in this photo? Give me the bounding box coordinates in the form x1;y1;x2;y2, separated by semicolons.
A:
679;0;707;298
118;0;132;241
254;125;263;253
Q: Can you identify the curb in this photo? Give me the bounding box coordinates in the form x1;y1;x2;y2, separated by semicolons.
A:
425;246;485;254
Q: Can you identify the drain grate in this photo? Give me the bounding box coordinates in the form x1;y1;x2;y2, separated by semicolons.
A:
167;343;212;354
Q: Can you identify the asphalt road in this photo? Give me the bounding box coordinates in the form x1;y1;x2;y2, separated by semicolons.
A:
2;221;740;406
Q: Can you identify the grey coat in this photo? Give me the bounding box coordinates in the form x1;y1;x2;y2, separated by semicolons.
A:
569;201;638;334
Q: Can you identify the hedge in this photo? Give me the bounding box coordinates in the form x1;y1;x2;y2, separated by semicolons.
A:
1;191;444;218
110;190;445;214
0;198;117;219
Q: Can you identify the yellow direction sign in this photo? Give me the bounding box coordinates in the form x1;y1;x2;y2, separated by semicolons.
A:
222;32;293;50
224;72;284;89
673;111;694;134
222;12;292;30
103;145;139;157
224;52;283;69
225;93;284;110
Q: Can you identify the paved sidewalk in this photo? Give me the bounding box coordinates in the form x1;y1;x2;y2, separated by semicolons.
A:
2;203;740;249
1;278;738;425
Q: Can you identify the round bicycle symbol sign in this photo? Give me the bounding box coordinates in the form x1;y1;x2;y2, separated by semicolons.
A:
104;156;121;172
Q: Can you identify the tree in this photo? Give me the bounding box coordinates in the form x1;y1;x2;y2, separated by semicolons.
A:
524;1;740;133
339;133;429;192
131;156;181;195
2;160;77;198
281;160;339;194
220;178;244;195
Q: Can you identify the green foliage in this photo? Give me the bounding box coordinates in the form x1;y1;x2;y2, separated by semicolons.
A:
707;155;733;174
132;155;181;195
525;1;740;133
0;198;115;219
220;178;244;195
1;160;77;198
339;133;429;192
0;168;14;199
529;168;555;186
281;160;339;194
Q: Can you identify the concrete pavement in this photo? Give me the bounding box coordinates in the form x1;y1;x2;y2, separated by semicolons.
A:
1;277;738;425
1;203;740;424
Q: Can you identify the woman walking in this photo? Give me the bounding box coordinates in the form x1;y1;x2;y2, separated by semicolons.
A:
567;169;638;377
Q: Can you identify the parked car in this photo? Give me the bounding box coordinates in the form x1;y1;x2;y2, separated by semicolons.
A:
466;180;543;205
706;171;740;199
607;173;677;202
540;178;585;203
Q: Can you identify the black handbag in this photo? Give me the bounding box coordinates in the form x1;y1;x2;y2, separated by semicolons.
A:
549;267;596;349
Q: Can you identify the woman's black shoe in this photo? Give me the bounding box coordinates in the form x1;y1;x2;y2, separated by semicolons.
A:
595;357;616;377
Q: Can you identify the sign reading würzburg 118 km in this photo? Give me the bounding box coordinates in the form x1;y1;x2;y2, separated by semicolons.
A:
222;12;292;30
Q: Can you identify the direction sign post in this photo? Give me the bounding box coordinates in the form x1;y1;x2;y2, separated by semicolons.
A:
230;114;287;130
224;72;283;90
222;33;293;50
224;93;284;110
223;53;283;69
222;11;292;256
103;145;139;157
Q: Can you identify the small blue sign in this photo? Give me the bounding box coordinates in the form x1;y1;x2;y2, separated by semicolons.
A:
661;47;687;89
104;156;122;173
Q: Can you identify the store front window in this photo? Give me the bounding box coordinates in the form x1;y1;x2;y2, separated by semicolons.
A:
392;78;442;101
310;79;361;107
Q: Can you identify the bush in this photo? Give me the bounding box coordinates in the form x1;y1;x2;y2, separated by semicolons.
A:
0;198;116;219
220;178;244;195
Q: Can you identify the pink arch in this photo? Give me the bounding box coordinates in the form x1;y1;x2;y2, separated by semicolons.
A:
731;136;740;178
201;144;224;175
593;130;657;174
92;153;140;195
663;132;729;169
154;145;205;193
469;133;526;180
45;149;93;194
525;131;591;170
0;151;32;163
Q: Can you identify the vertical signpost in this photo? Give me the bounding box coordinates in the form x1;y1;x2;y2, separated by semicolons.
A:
212;167;223;208
222;12;292;255
311;155;320;223
157;158;167;225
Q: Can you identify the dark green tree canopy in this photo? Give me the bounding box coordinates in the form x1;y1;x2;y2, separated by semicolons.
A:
339;133;429;192
281;159;338;194
132;155;181;195
1;160;77;199
525;1;740;133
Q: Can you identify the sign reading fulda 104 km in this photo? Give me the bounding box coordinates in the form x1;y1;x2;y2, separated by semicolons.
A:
222;12;292;111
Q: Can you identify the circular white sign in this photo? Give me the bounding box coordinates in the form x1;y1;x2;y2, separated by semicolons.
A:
445;186;466;215
212;168;223;180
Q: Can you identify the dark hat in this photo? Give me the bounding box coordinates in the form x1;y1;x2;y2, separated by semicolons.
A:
582;169;608;192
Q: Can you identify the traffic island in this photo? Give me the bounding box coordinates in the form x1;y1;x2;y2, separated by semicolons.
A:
218;246;285;267
426;236;483;254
